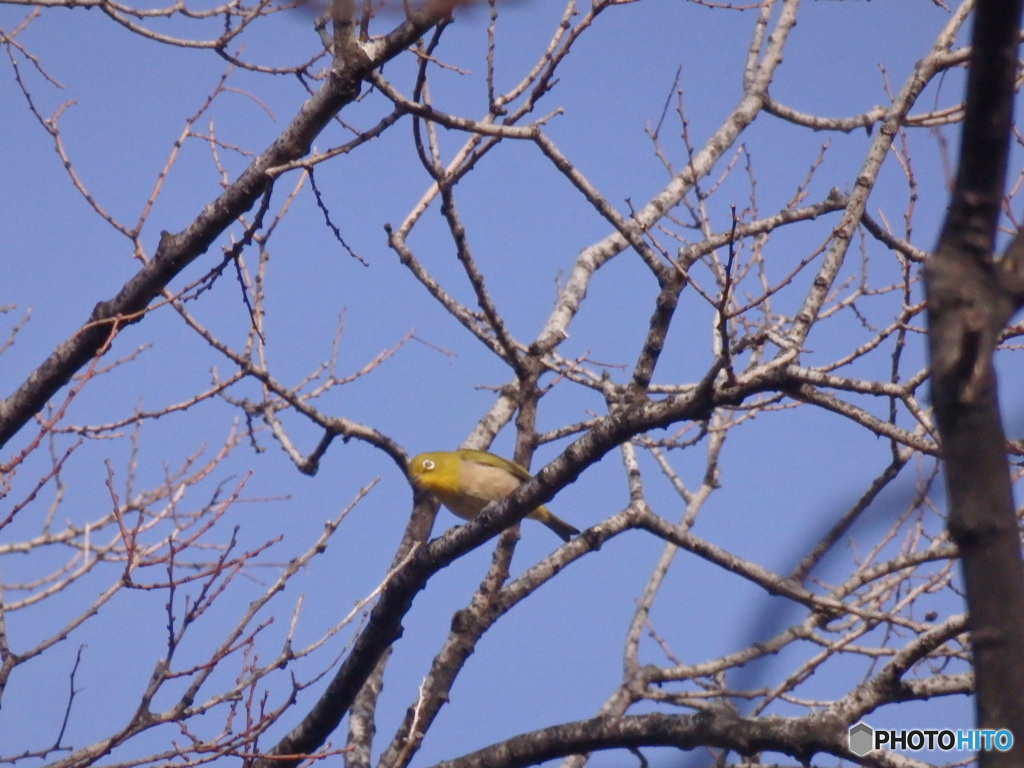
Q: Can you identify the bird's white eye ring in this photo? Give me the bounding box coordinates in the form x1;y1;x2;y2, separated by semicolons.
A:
423;459;435;471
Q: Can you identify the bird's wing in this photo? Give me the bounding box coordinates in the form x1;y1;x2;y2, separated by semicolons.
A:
460;449;532;481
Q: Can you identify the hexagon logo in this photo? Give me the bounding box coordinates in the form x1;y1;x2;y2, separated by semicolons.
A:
849;722;874;756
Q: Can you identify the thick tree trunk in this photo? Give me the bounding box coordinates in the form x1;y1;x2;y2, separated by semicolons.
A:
925;1;1024;763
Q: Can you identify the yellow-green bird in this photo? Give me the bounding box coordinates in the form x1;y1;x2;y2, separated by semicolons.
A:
407;450;579;542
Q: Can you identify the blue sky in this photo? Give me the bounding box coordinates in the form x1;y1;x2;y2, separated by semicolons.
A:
1;0;1017;765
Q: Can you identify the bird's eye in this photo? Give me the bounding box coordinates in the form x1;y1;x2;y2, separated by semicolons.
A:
423;459;435;471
